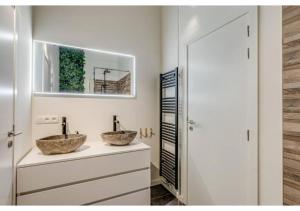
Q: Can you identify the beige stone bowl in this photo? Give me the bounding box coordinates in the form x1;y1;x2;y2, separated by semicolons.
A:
101;130;137;146
36;134;87;155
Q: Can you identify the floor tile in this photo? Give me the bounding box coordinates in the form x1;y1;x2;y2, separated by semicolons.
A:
151;185;183;206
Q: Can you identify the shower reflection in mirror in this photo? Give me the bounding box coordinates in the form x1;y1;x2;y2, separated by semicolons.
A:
33;40;135;97
93;67;130;94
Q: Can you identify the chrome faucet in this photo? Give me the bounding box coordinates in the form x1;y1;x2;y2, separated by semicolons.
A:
113;115;120;131
62;116;68;138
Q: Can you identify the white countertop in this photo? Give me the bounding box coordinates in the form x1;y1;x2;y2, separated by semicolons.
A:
18;140;150;168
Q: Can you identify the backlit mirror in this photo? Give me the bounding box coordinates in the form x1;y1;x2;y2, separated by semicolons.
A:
33;40;135;97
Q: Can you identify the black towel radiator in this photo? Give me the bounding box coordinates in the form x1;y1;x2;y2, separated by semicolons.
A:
159;67;178;189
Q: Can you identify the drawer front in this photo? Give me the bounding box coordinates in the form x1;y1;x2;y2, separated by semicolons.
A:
17;149;150;194
17;168;150;205
91;188;150;205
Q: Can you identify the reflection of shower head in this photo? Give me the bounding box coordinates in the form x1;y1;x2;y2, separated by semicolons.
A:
104;69;111;74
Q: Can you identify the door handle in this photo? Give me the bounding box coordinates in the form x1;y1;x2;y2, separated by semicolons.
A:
188;119;196;131
7;140;13;148
187;120;196;125
8;131;22;138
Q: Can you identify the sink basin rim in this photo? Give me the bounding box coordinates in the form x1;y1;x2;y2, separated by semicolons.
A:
101;130;137;146
37;134;86;142
101;130;137;136
36;134;87;155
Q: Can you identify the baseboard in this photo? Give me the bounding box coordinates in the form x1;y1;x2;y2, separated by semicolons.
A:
161;179;185;204
151;177;161;186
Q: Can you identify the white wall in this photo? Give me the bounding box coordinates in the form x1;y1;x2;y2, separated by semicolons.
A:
161;6;178;72
14;6;32;164
32;6;161;169
161;6;282;204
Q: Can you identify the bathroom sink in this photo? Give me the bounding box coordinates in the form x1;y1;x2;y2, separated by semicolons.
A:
36;134;87;155
101;130;137;146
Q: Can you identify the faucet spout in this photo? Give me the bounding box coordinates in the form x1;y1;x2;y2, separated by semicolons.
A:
62;116;68;138
113;115;120;131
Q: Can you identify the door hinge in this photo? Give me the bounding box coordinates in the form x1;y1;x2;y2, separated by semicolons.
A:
247;130;250;141
247;48;250;59
247;25;250;37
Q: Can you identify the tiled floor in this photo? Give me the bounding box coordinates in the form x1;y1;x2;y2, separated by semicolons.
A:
151;185;183;205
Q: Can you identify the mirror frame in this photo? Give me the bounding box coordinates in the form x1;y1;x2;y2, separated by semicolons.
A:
32;40;136;98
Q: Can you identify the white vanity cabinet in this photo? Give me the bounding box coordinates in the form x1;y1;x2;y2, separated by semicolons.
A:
16;141;150;205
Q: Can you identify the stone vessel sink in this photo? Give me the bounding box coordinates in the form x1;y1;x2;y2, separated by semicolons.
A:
36;134;87;155
101;130;137;146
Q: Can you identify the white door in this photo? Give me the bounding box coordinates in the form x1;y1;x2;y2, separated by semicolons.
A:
187;14;257;205
0;6;15;205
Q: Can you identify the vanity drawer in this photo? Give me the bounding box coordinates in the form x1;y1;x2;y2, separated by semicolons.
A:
91;188;150;205
17;168;150;205
17;149;150;194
